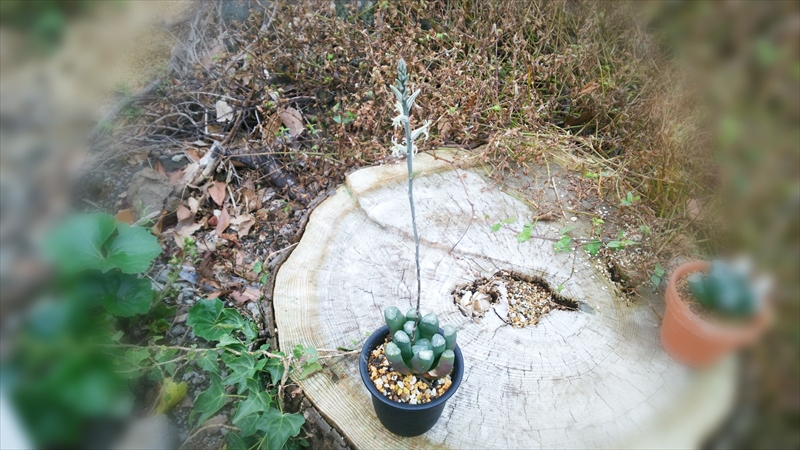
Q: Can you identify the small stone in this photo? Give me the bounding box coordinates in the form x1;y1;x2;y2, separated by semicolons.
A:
570;216;578;222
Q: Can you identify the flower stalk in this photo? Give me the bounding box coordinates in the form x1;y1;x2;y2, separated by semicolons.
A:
390;58;429;319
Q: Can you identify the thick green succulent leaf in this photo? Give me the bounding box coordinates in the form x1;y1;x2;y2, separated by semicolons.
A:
431;333;446;360
442;324;457;350
410;349;434;374
44;213;117;274
405;308;419;322
403;320;420;342
414;338;432;352
419;313;439;340
384;306;405;335
392;330;413;361
687;272;711;306
428;349;455;378
258;409;304;450
385;342;412;375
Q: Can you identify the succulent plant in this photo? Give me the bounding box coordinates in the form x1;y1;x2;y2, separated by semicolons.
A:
383;306;456;379
687;259;760;317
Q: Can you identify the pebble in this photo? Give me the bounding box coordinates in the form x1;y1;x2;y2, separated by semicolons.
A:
367;342;453;405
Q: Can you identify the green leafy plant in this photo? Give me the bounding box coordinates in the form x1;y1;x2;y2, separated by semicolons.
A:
6;212;162;447
185;298;310;449
686;260;760;317
620;191;641;206
553;227;573;253
651;264;666;289
382;307;457;379
607;229;637;250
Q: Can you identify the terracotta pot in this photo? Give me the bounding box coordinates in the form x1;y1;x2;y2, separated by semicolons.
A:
660;261;771;367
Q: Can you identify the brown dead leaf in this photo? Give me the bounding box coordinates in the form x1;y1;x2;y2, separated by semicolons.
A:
174;217;206;248
206;290;223;300
215;207;230;236
208;181;227;206
185;149;201;163
187;197;200;214
240;188;260;212
127;151;148;166
578;81;599;96
115;209;134;224
221;233;240;246
230;213;256;238
229;286;261;304
151;214;165;237
279;107;304;138
176;205;192;222
153;161;167;177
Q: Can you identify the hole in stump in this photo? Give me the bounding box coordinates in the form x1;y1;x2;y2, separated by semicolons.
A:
451;271;580;328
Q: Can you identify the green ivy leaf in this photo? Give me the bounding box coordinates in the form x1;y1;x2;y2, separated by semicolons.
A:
222;352;260;394
264;356;285;384
187;299;255;342
297;362;323;380
553;235;572;253
196;350;221;375
191;373;226;427
516;223;532;243
103;223;162;274
232;391;272;436
651;274;662;288
44;213;117;274
258;409;305;450
227;432;251;450
583;240;602;256
93;272;154;317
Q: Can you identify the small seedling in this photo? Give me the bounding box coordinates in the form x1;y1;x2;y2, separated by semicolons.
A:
650;264;665;289
553;227;573;253
621;191;640;206
490;216;516;232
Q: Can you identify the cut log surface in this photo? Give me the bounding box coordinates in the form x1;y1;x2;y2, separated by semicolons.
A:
274;149;736;449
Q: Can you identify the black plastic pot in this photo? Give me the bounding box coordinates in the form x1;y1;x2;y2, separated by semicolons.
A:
359;325;464;437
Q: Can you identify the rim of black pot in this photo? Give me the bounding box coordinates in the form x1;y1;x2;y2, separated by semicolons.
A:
359;325;464;411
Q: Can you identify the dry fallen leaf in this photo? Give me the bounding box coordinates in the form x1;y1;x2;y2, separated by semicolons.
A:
153;161;167;177
174;217;206;248
187;197;200;214
115;209;134;224
215;207;230;236
279;107;305;138
216;100;234;123
208;181;227;206
578;80;599;96
176;205;193;222
185;148;201;163
230;213;256;238
230;286;261;304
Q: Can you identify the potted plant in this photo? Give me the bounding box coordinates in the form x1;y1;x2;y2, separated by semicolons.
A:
660;259;772;367
358;59;464;436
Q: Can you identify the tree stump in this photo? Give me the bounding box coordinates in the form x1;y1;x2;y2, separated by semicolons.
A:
274;149;736;449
